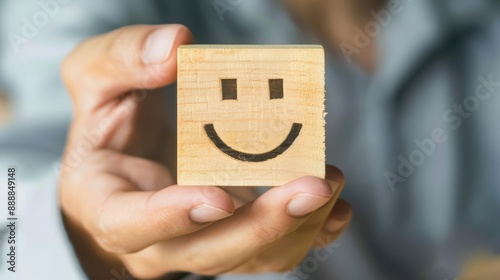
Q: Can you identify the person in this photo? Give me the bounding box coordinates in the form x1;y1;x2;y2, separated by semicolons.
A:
0;0;499;279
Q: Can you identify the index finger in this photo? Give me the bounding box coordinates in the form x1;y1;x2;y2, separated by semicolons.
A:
62;151;235;254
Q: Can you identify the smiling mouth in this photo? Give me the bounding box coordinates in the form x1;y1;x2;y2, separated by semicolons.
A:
204;123;303;162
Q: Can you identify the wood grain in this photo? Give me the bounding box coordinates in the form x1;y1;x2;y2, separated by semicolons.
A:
177;45;325;186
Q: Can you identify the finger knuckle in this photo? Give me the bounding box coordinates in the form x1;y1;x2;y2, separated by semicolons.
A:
148;209;178;235
107;27;141;72
61;39;106;99
91;215;128;254
60;50;79;93
254;223;286;244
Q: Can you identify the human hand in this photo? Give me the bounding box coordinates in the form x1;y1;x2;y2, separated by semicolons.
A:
59;24;352;279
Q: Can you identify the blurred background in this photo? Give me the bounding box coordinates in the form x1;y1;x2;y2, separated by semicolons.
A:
0;91;10;124
1;0;500;279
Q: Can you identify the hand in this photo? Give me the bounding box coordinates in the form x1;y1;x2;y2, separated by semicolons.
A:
59;24;352;279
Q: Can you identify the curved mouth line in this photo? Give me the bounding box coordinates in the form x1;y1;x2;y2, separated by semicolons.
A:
204;123;303;162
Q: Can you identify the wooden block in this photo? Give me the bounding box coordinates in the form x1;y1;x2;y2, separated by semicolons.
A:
177;45;325;186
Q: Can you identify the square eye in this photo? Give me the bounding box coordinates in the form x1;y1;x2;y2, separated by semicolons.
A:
269;79;284;99
221;79;237;100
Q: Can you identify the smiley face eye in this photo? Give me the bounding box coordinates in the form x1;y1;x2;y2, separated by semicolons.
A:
221;78;284;100
221;79;237;100
269;79;284;99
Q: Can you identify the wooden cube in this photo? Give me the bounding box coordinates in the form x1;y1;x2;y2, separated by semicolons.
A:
177;45;325;186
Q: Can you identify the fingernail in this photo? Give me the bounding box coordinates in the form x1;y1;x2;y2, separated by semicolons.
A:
189;204;232;223
142;26;180;65
287;194;331;218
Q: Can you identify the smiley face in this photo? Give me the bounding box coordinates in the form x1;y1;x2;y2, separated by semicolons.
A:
204;78;303;162
177;45;325;186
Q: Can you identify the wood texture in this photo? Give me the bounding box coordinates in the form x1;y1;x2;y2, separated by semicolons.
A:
177;45;325;186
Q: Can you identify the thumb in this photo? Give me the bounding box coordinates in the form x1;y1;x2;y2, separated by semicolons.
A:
61;24;193;113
